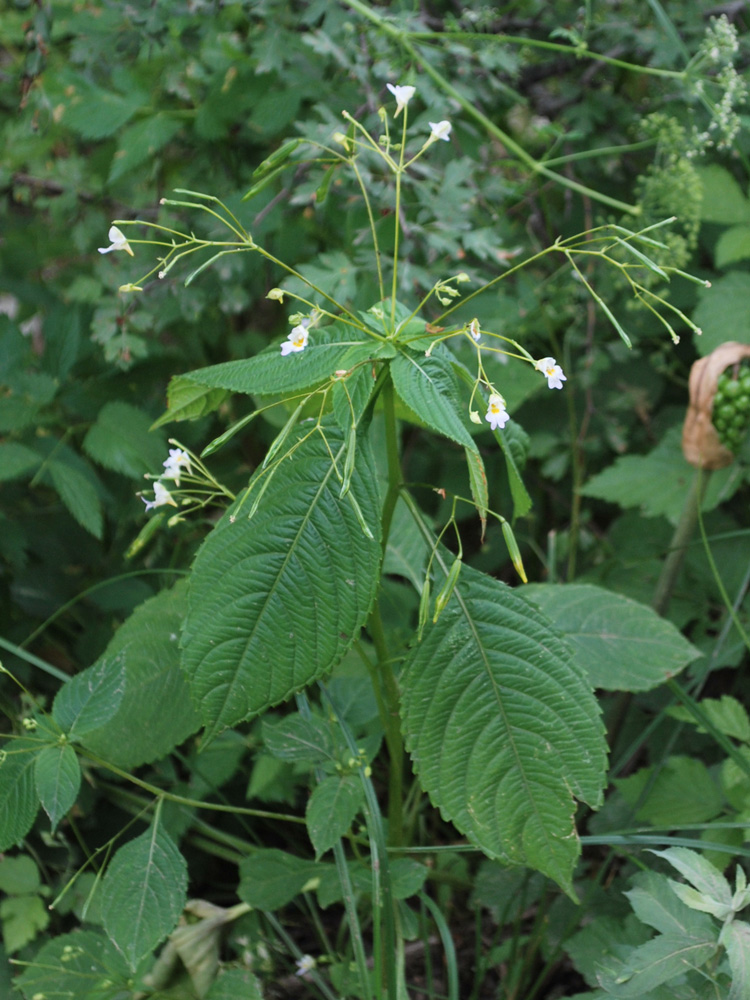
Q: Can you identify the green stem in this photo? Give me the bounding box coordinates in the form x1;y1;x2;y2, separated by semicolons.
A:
652;470;709;616
405;29;688;80
297;693;372;998
341;0;640;215
79;750;306;825
368;375;406;848
321;685;400;1000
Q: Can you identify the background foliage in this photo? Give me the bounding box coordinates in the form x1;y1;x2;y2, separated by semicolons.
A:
2;1;750;997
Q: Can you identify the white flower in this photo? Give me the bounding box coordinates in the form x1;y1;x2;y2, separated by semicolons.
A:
162;448;192;486
469;318;481;342
295;954;316;976
98;225;134;256
485;393;509;431
428;120;452;142
534;357;567;390
142;482;177;511
280;324;309;356
387;83;416;116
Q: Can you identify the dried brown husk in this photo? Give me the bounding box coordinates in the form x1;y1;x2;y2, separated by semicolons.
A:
682;341;750;469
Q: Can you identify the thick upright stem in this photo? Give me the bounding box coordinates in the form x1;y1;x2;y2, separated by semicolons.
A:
367;374;406;847
652;470;709;616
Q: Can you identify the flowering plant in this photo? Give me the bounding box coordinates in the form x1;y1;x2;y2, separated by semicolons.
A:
7;78;710;1000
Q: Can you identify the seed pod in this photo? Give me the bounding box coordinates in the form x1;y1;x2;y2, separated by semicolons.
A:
682;342;750;469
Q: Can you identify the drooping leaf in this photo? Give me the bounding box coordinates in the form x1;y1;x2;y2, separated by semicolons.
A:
83;401;166;479
522;583;701;691
182;421;381;737
495;422;532;518
80;584;201;769
52;652;127;740
34;744;81;832
15;930;132;1000
401;562;607;895
465;445;488;539
0;741;40;852
391;350;475;448
101;820;187;970
181;325;376;397
307;775;363;858
48;460;104;539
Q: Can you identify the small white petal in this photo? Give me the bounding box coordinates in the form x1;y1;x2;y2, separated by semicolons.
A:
98;225;134;256
485;393;509;431
387;83;416;116
428;120;452;142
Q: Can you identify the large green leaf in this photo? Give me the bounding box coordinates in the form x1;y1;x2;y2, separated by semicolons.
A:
101;819;187;971
34;744;81;832
15;930;132;1000
0;740;40;852
180;325;377;397
391;350;475;448
182;422;381;737
401;563;606;895
522;583;701;691
80;584;201;769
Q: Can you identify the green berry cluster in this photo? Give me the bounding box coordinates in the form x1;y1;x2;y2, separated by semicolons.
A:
712;361;750;452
